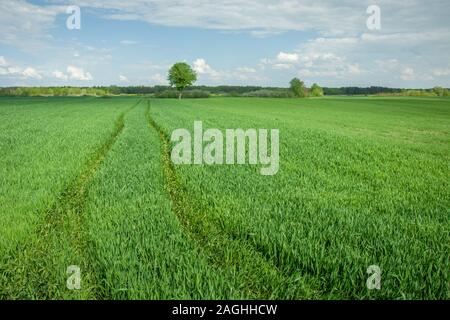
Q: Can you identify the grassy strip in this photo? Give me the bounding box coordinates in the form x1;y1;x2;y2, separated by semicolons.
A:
1;100;141;299
146;101;317;299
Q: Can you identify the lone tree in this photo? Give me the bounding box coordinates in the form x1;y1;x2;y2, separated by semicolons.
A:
168;62;197;99
290;78;307;98
310;83;324;97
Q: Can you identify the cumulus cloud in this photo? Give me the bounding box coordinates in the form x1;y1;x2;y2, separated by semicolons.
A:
50;66;93;81
192;58;266;84
22;67;42;79
67;66;93;81
193;59;219;77
263;49;361;81
0;57;20;76
277;52;299;63
0;56;42;80
266;51;343;67
52;70;68;80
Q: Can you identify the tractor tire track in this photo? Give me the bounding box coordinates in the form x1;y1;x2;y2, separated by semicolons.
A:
146;101;317;299
2;99;141;299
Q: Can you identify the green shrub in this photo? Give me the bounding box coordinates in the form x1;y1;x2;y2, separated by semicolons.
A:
184;90;210;98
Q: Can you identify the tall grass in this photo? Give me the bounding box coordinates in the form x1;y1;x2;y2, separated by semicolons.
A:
150;97;450;299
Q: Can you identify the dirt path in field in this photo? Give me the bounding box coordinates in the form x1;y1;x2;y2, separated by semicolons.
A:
1;99;142;299
146;101;317;299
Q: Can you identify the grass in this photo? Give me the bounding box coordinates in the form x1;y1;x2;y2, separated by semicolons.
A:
0;96;448;299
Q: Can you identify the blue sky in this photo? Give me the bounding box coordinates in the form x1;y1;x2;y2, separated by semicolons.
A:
1;0;450;88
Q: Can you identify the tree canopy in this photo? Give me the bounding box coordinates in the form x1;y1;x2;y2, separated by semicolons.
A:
289;78;307;98
310;83;324;97
168;62;197;99
432;86;450;97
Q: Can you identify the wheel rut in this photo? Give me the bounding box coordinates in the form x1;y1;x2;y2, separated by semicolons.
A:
146;101;316;299
2;99;141;299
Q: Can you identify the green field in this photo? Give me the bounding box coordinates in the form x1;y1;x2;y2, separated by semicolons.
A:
0;96;448;299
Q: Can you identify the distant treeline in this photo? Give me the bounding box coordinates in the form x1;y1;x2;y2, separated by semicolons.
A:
324;86;450;97
0;85;296;97
0;85;448;98
323;86;401;95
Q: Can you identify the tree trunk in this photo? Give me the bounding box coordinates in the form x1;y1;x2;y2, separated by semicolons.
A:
178;91;183;100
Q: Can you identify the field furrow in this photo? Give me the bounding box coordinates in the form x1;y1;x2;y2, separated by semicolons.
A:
81;100;240;299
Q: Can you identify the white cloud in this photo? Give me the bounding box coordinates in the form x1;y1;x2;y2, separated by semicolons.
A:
277;52;299;63
432;67;450;77
1;1;449;87
248;29;285;38
119;75;129;82
52;70;68;80
193;58;223;81
263;49;360;81
54;0;450;39
401;67;415;81
67;66;93;81
347;64;362;75
0;57;42;80
236;67;256;73
192;58;266;84
360;31;450;46
22;67;42;79
53;68;94;82
120;40;139;45
272;63;293;70
0;68;10;76
0;0;65;50
298;69;338;77
0;57;19;76
193;59;216;75
150;73;168;85
267;51;344;67
375;59;399;70
57;0;358;34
